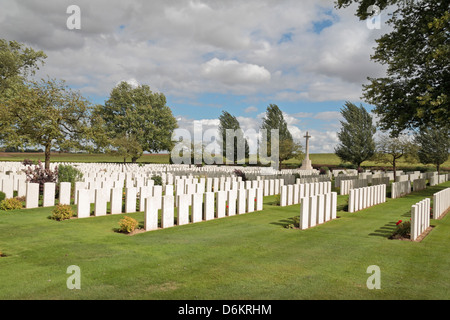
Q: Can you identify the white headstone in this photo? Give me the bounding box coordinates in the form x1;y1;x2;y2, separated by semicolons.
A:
331;192;337;219
177;194;190;226
161;195;174;228
280;185;287;207
300;197;309;230
77;189;91;218
110;188;123;214
256;188;263;211
25;182;39;209
317;194;325;224
227;189;237;216
204;192;215;221
309;195;317;227
43;182;56;207
145;196;159;231
17;179;27;198
237;188;246;214
324;193;331;221
139;186;151;212
216;191;227;218
153;186;163;209
59;182;71;205
125;187;137;213
94;189;108;216
247;188;256;213
192;193;203;223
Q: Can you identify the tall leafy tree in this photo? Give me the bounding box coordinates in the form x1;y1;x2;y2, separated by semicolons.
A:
373;133;417;177
0;39;47;146
0;39;46;95
217;111;249;164
336;1;450;134
414;126;450;174
260;104;301;163
1;78;93;169
93;81;178;162
335;102;376;169
111;134;143;164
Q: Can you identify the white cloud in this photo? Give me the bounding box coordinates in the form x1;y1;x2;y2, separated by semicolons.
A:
1;0;387;153
201;58;271;85
244;106;258;113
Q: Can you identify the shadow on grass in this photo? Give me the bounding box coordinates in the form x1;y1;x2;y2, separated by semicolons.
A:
369;221;397;238
270;218;294;227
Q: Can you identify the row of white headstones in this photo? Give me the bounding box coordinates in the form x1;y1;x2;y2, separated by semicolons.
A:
16;175;339;231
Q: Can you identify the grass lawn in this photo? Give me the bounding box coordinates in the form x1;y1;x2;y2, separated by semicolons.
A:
284;153;450;171
0;182;449;300
2;152;449;172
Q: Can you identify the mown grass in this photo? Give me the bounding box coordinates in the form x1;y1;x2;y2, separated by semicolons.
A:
2;152;449;171
0;181;449;300
284;153;450;171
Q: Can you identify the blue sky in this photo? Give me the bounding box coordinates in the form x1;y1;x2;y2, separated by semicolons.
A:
0;0;386;153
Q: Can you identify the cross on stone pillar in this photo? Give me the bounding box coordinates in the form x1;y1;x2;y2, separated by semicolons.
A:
300;131;313;170
304;131;311;157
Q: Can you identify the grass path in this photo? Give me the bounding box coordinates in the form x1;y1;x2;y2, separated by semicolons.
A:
0;182;449;299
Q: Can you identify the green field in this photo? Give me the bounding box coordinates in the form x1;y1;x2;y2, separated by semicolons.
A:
1;152;449;172
1;181;449;300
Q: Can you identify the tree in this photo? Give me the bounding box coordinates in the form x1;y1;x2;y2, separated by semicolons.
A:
1;78;93;170
0;39;47;95
373;133;417;178
260;104;298;163
93;81;178;162
414;126;450;174
336;1;450;134
111;134;143;164
0;40;47;146
217;111;249;164
335;102;376;169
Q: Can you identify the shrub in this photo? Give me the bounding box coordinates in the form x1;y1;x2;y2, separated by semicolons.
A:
151;175;162;186
22;159;34;166
233;169;247;181
22;160;58;192
320;166;330;175
393;220;411;238
58;165;83;185
285;216;300;229
0;192;6;202
0;198;23;211
51;204;74;221
118;216;138;233
274;194;281;206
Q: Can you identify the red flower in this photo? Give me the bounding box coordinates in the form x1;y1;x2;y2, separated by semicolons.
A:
396;220;402;225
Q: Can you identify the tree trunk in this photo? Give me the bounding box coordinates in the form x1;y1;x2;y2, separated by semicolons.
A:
393;158;396;181
437;163;440;175
44;144;51;171
131;156;138;163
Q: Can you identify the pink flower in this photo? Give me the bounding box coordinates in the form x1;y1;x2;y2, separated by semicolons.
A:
396;220;402;225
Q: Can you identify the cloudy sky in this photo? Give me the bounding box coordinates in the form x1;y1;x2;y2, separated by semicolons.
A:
0;0;388;153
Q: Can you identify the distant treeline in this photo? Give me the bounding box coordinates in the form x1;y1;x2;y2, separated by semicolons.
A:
1;147;44;153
